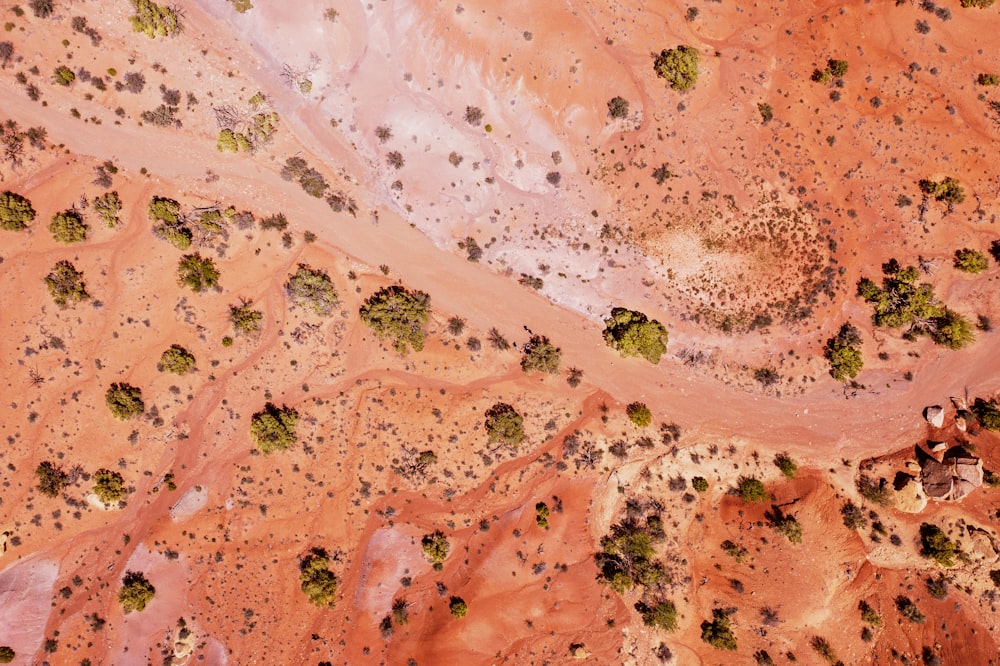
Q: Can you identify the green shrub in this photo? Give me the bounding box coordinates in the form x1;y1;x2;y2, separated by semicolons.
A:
421;530;449;568
53;65;75;86
176;253;220;292
692;476;709;493
0;190;35;231
521;334;561;374
44;260;89;307
919;523;959;567
626;402;652;427
972;398;1000;431
118;571;155;612
954;248;989;273
653;45;700;91
978;73;1000;85
928;308;975;350
229;0;253;13
637;599;678;631
250;402;298;453
158;344;196;374
700;608;737;651
602;307;669;364
827;59;849;77
300;549;338;606
757;102;773;123
93;191;122;227
961;0;994;7
49;210;89;243
766;506;802;544
129;0;181;38
825;322;863;381
106;383;144;420
35;461;69;497
774;453;797;479
810;636;839;664
449;596;467;618
285;264;339;316
484;402;525;448
0;646;14;663
736;476;768;503
230;300;263;335
607;96;629;119
359;285;430;354
535;502;550;528
859;600;882;626
93;469;126;504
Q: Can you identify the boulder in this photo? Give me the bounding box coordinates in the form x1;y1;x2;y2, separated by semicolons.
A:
570;643;591;659
893;477;928;513
924;405;945;428
921;458;953;499
928;441;948;453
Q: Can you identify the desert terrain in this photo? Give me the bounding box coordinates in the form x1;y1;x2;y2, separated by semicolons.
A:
1;0;1000;664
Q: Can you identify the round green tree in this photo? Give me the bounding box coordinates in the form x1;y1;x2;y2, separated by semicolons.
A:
0;190;36;231
824;322;863;381
954;248;989;274
106;383;145;420
736;476;768;503
602;307;669;364
654;45;700;91
118;571;155;612
250;402;299;453
421;530;450;569
449;596;468;618
484;402;525;448
300;549;338;607
359;285;430;354
44;260;90;307
285;264;339;316
0;646;15;663
93;469;126;504
230;301;263;335
626;402;652;427
520;334;561;374
158;344;196;374
49;210;89;244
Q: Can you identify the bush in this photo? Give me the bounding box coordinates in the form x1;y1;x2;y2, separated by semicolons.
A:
978;73;1000;85
810;636;839;664
118;571;155;612
49;210;89;244
757;102;773;123
954;248;989;273
106;383;145;420
158;344;196;374
250;402;298;453
0;191;36;231
925;574;948;599
653;45;700;91
766;506;803;544
607;96;630;119
521;334;561;374
700;608;737;651
230;301;263;335
919;523;959;567
176;254;220;292
0;646;14;663
692;477;709;493
45;260;89;307
422;530;449;567
449;596;467;618
928;308;975;350
285;265;339;316
464;106;484;126
895;595;925;623
53;65;75;86
841;501;867;530
991;239;1000;263
972;398;1000;431
774;453;797;479
130;0;181;38
825;322;863;381
961;0;995;7
35;461;69;497
359;285;430;354
484;402;524;448
736;476;768;503
637;599;678;631
300;549;338;606
281;157;329;198
93;191;122;227
29;0;53;18
626;402;652;427
93;469;126;504
602;307;669;364
859;600;882;626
